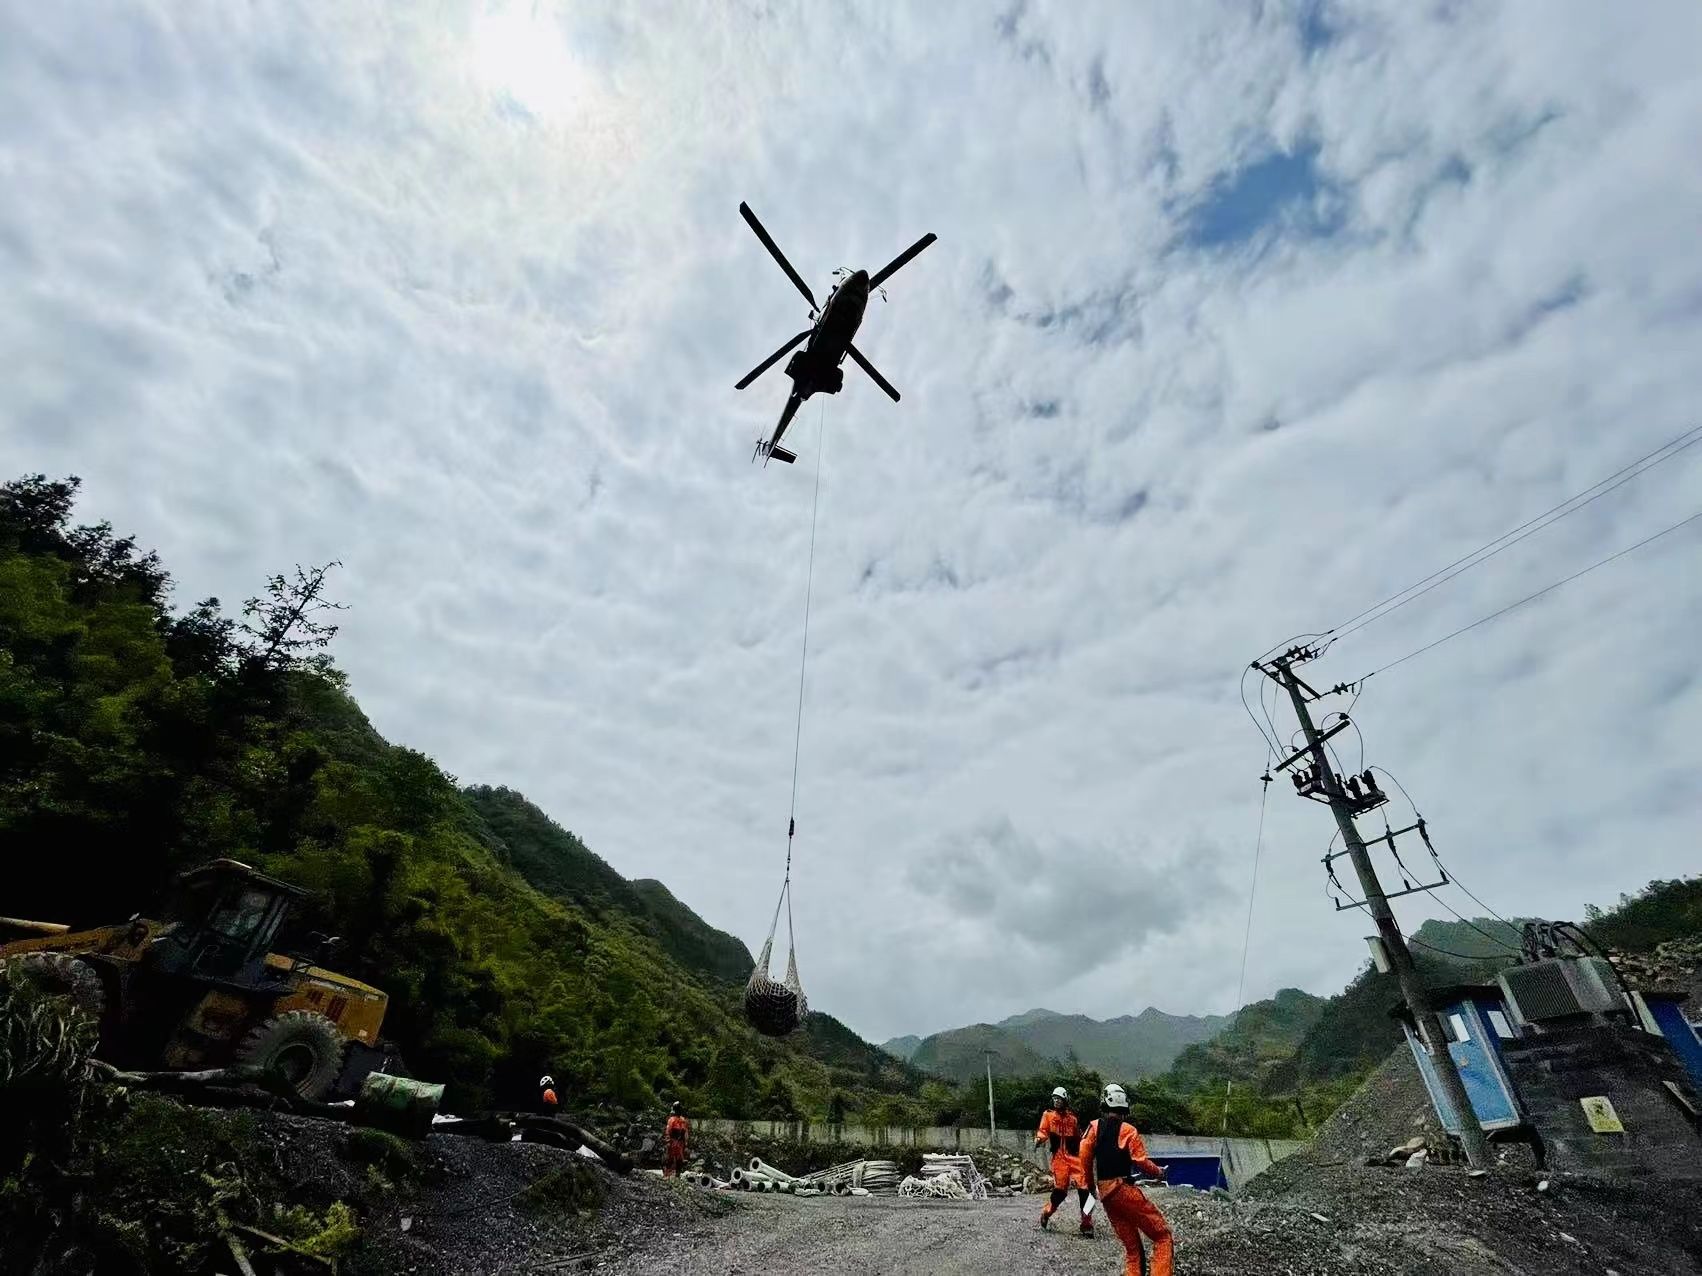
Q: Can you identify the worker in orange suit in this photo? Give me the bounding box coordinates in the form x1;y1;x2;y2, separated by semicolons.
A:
539;1074;559;1113
1080;1082;1172;1276
1035;1085;1092;1234
663;1101;690;1177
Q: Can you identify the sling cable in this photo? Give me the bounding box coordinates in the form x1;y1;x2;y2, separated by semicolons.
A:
744;406;829;1037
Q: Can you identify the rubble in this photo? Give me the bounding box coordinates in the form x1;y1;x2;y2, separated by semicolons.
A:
1610;937;1702;1005
917;1153;988;1200
968;1144;1049;1194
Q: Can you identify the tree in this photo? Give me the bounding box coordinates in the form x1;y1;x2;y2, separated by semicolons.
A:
241;562;346;679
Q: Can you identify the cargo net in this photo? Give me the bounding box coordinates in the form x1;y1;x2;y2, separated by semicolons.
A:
744;876;806;1037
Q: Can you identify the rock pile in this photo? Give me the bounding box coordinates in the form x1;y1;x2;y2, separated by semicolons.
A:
1611;937;1702;1005
969;1145;1048;1195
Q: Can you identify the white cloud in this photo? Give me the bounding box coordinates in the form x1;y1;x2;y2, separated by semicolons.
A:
4;0;1700;1043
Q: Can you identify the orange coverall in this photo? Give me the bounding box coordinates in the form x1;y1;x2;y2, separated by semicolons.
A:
663;1114;690;1177
1035;1108;1085;1190
1079;1116;1173;1276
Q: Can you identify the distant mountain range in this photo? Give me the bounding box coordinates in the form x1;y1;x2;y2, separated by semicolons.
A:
882;1006;1229;1084
882;917;1534;1091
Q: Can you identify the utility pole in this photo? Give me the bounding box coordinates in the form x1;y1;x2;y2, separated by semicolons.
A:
983;1049;998;1147
1262;649;1493;1169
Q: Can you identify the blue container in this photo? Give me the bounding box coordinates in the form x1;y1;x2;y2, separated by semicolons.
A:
1146;1154;1227;1191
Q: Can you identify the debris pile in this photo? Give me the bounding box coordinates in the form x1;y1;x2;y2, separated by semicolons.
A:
1610;936;1702;1005
969;1145;1047;1195
914;1153;988;1200
898;1170;968;1199
1297;1045;1447;1170
1362;1134;1460;1170
721;1156;902;1197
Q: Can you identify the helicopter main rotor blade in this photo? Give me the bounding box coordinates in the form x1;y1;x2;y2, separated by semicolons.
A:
867;232;937;290
735;330;811;390
845;342;900;402
740;202;817;309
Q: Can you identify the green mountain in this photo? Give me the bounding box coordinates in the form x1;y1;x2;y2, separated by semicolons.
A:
910;1023;1055;1082
998;1007;1229;1079
0;474;917;1119
462;785;755;985
997;1007;1065;1030
880;1034;923;1061
1163;988;1328;1093
898;1005;1225;1085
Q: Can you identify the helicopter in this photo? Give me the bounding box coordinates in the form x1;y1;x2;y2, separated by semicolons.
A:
734;201;936;465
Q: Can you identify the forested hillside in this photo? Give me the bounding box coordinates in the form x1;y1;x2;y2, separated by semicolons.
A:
0;474;920;1117
463;785;756;985
908;1023;1054;1082
886;1006;1226;1085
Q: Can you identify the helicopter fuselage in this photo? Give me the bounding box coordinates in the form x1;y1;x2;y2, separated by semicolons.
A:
787;270;870;400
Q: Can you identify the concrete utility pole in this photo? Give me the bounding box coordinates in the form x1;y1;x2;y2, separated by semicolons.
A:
1266;651;1493;1169
983;1049;998;1146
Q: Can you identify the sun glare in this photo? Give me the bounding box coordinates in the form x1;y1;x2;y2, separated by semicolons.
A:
470;2;580;122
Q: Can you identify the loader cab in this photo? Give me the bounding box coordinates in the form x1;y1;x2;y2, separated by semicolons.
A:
154;859;305;984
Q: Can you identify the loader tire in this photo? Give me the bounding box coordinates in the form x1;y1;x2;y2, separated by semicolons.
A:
3;952;107;1023
233;1010;345;1101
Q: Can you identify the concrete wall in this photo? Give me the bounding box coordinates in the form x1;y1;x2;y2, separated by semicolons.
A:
689;1119;1304;1190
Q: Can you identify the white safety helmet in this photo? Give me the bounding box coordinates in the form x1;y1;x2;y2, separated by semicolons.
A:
1051;1086;1069;1101
539;1075;554;1088
1101;1082;1130;1111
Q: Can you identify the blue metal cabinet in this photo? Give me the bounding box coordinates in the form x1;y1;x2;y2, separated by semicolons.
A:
1403;994;1523;1134
1641;994;1702;1092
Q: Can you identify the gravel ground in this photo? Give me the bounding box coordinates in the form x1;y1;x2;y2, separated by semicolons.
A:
126;1089;1702;1276
595;1191;1161;1276
592;1163;1702;1276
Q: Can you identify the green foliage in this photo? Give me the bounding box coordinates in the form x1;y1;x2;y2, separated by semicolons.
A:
80;1097;273;1271
341;1128;421;1186
516;1163;608;1215
465;785;756;985
1585;878;1702;952
1164;988;1327;1094
275;1200;362;1258
908;1022;1054;1082
0;474;918;1121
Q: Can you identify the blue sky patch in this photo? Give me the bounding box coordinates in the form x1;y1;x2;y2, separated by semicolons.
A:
1298;0;1338;56
1180;139;1346;251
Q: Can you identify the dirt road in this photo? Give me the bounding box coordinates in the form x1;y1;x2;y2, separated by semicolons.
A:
601;1166;1702;1276
601;1192;1135;1276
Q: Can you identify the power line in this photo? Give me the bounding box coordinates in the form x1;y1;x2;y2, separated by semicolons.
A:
1369;765;1521;936
1324;423;1702;645
1358;508;1702;681
1407;933;1510;963
1224;755;1273;1135
1231;758;1273;1019
1240;665;1281;755
1430;893;1524;957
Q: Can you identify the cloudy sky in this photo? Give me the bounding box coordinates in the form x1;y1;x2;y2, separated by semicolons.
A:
5;1;1699;1044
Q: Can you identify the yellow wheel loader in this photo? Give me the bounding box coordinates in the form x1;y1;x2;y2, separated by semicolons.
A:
1;859;395;1102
